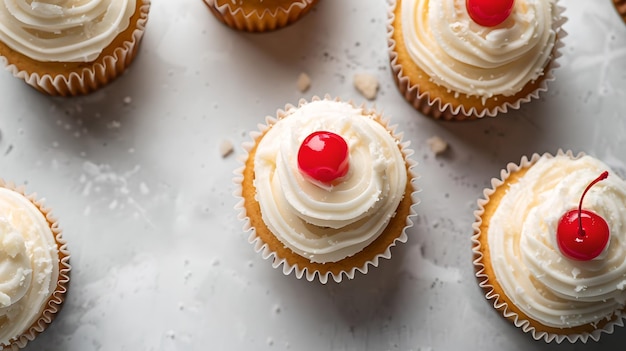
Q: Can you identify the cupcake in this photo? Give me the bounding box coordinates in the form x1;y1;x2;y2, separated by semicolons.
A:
203;0;319;32
234;97;418;283
0;0;151;96
614;0;626;23
387;0;566;120
0;179;70;349
472;150;626;342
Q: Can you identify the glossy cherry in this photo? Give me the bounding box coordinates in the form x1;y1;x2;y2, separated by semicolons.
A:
297;131;349;183
466;0;515;27
556;171;610;261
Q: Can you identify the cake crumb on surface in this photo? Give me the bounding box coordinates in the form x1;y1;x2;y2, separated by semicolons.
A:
219;139;234;158
296;72;311;92
354;73;379;100
427;135;448;156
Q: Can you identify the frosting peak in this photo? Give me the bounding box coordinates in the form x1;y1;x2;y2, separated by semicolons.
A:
0;219;31;310
254;100;407;263
488;155;626;328
0;187;59;346
401;0;558;100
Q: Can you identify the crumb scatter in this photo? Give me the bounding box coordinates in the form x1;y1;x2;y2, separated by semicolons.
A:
427;136;448;156
296;72;311;93
354;73;379;100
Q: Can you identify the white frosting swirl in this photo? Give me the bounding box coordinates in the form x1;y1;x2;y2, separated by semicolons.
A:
254;100;407;263
0;188;58;345
401;0;557;99
0;0;137;62
488;155;626;328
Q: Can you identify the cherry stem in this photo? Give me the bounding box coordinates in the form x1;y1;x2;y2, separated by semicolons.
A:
577;171;609;236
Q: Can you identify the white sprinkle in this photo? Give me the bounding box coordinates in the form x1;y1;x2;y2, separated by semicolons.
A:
123;96;132;104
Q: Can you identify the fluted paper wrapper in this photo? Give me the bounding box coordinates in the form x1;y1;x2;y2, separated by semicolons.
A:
0;179;70;350
204;0;318;32
471;150;626;343
0;0;150;96
386;0;567;120
233;96;419;284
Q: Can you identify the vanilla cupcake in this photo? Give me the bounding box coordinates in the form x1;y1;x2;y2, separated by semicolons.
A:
0;179;70;349
203;0;318;32
473;150;626;342
234;97;418;283
0;0;151;96
387;0;566;120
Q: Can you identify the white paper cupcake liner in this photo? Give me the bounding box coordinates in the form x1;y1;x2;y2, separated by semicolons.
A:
471;149;626;343
0;0;150;96
233;95;419;284
0;179;71;350
386;0;567;120
203;0;318;32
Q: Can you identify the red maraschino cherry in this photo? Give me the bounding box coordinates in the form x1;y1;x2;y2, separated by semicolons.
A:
556;171;610;261
466;0;515;27
297;131;349;184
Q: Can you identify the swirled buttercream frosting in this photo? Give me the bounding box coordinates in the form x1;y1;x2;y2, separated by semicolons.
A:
488;155;626;328
0;187;59;345
401;0;557;99
0;0;137;62
254;100;407;263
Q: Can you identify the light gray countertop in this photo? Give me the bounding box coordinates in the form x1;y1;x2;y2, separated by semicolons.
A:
1;0;626;350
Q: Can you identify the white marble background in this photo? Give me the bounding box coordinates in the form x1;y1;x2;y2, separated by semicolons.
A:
1;0;625;350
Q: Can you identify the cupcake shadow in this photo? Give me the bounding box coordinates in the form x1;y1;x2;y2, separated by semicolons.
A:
205;4;327;81
302;239;411;327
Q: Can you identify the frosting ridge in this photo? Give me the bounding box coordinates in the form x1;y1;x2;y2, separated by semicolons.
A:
488;155;626;328
0;187;58;345
254;100;407;263
401;0;558;99
0;0;137;62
